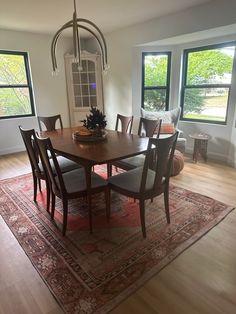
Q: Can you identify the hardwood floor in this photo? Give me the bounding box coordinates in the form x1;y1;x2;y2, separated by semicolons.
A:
0;151;236;314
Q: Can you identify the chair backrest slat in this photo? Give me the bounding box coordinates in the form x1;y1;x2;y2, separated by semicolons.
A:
115;114;133;133
19;126;42;174
140;132;178;194
36;136;65;194
37;114;63;131
138;117;162;138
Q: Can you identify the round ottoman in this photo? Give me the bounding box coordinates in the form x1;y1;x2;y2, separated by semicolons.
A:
171;150;184;176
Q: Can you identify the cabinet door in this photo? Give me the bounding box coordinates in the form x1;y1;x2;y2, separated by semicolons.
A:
65;53;104;127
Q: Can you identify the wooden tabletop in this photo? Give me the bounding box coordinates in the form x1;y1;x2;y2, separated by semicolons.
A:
40;128;149;166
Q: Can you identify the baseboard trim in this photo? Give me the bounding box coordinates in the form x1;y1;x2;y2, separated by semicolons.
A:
0;145;25;156
185;148;228;163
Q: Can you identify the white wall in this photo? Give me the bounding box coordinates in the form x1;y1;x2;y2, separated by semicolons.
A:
0;29;72;155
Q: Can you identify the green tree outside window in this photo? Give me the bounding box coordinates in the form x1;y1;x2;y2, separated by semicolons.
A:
0;51;35;119
142;52;171;111
181;43;235;123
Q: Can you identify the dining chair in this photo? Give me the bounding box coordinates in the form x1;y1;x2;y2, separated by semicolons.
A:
107;114;134;176
115;114;133;133
108;132;178;238
36;135;110;236
108;117;162;176
19;126;81;212
37;114;63;131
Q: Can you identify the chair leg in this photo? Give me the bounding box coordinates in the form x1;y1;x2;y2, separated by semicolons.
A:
51;193;56;219
139;199;146;238
32;173;38;202
105;187;111;221
107;163;112;178
87;192;93;234
164;187;170;224
45;179;50;212
62;198;68;236
38;178;42;192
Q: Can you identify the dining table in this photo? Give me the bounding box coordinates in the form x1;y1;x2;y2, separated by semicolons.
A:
40;127;149;192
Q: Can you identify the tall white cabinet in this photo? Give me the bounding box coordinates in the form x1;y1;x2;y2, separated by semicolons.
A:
64;51;104;127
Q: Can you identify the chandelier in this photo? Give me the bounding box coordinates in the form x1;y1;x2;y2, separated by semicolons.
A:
51;0;108;74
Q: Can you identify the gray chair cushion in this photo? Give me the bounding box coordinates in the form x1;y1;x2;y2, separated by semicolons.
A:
116;154;145;170
108;166;156;194
58;168;107;194
39;155;80;174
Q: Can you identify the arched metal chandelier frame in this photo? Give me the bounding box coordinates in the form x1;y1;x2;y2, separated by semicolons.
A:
51;0;108;74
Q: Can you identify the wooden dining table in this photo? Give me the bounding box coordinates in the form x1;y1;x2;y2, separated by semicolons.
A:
40;127;149;190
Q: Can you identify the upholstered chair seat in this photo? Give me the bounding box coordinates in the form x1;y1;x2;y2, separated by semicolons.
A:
109;166;165;195
114;155;145;171
38;155;80;174
57;168;107;194
109;117;162;176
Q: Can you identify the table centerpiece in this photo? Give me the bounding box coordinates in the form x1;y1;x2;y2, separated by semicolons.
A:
73;107;107;141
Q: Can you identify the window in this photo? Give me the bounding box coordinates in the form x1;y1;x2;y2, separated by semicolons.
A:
142;52;171;111
181;42;235;124
0;50;35;119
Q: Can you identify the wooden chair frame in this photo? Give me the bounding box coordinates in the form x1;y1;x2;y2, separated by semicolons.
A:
37;114;63;131
108;132;178;238
115;114;133;133
36;136;110;236
108;117;162;176
19;126;50;211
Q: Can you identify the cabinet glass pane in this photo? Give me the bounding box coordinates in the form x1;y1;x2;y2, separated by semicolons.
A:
88;60;95;71
73;85;81;96
75;96;82;107
82;85;89;95
90;96;97;107
89;83;96;95
72;73;80;84
81;73;88;84
82;96;90;107
81;60;87;72
89;73;96;83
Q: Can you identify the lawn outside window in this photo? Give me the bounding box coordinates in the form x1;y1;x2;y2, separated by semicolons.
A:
0;50;35;119
180;42;236;124
142;51;171;111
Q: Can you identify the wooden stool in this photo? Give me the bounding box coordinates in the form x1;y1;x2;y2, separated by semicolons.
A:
189;133;210;162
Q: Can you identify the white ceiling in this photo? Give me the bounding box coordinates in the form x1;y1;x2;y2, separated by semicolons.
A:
0;0;211;36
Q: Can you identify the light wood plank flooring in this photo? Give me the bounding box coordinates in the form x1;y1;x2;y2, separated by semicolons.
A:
0;152;236;314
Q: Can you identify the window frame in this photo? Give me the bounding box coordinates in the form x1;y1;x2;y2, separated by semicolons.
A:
180;41;236;125
0;50;35;120
141;51;171;111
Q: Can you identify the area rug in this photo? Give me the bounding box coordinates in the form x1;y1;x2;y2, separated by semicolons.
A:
0;168;234;314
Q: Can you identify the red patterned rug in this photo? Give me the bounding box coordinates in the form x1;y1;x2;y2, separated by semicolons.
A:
0;167;234;314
